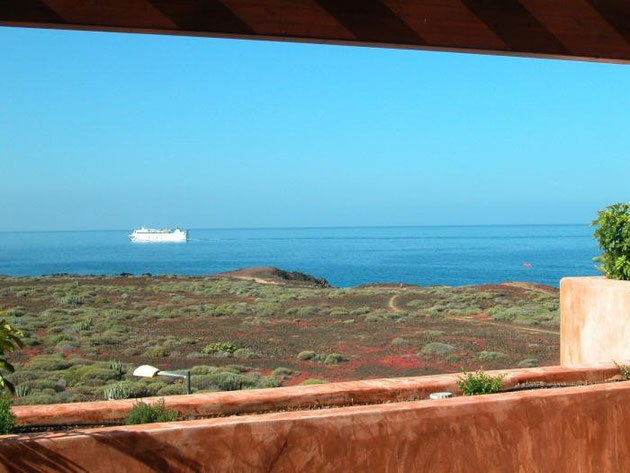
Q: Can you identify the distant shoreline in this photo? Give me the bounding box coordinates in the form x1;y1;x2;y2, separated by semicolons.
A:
0;266;560;292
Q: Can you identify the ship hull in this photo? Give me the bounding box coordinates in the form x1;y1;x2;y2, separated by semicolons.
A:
129;229;188;242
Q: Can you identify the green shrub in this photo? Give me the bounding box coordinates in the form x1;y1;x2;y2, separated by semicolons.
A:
125;399;178;425
407;300;427;308
592;203;630;280
300;378;328;385
615;361;630;380
190;374;220;390
55;343;77;353
93;329;127;346
487;300;558;324
323;353;348;365
19;378;58;393
49;333;74;345
0;396;15;434
6;308;26;318
296;306;318;317
63;366;120;385
423;330;445;338
478;351;506;361
233;348;258;359
13;393;56;406
15;385;31;398
73;318;93;332
213;372;257;391
272;367;298;378
202;342;238;355
254;302;281;317
191;370;258;392
142;346;170;358
297;350;317;361
457;370;505;396
108;360;125;379
420;342;455;356
190;365;217;375
0;318;23;393
449;306;482;316
517;358;539;368
104;382;131;400
329;309;348;317
257;376;282;388
60;295;84;306
350;307;370;315
157;384;187;396
223;365;249;373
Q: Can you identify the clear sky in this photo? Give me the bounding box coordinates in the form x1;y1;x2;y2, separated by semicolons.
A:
1;26;629;231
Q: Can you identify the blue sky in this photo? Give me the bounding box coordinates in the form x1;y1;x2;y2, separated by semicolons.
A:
1;26;629;231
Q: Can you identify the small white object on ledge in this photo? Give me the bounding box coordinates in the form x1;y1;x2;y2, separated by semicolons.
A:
429;392;453;400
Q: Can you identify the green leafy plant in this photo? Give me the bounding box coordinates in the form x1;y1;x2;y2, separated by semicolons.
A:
0;395;15;435
108;360;125;379
592;203;630;280
125;399;178;425
0;316;23;393
14;385;31;398
202;342;238;355
141;346;170;358
457;370;505;396
60;295;84;306
614;361;630;380
104;382;131;400
72;318;93;332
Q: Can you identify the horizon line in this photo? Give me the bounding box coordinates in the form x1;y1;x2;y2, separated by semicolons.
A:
0;223;591;233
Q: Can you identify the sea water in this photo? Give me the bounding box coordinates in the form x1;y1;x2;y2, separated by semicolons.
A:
0;225;600;287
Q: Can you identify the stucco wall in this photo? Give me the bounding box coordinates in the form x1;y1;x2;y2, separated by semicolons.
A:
2;380;630;472
13;363;621;427
561;277;630;365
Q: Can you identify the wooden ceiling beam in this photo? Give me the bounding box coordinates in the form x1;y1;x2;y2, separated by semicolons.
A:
1;0;630;63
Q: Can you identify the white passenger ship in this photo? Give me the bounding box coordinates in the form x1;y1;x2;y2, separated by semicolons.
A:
129;227;188;242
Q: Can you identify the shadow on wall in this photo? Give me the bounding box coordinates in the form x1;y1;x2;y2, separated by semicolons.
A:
0;428;205;473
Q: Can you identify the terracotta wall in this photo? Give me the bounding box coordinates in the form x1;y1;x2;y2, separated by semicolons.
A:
13;362;621;427
2;380;630;472
561;277;630;365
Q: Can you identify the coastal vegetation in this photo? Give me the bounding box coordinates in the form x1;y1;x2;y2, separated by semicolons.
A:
125;398;178;425
0;314;23;393
0;270;560;406
0;395;14;434
457;370;505;396
592;203;630;280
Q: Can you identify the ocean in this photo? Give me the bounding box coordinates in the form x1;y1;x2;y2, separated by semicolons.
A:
0;225;600;287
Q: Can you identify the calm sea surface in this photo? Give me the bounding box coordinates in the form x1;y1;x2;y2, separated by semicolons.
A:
0;225;600;287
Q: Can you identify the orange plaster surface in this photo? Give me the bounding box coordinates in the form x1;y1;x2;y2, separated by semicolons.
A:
12;362;622;427
561;277;630;365
2;379;630;472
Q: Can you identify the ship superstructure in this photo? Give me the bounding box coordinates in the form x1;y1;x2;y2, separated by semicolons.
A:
129;227;188;242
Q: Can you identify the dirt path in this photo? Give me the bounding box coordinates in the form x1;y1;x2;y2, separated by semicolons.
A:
503;282;557;295
388;293;405;313
229;276;281;286
388;290;558;336
444;315;558;336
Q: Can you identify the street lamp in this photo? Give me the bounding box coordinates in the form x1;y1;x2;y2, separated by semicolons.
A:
133;365;192;394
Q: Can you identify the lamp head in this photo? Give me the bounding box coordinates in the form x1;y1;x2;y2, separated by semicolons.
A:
133;365;160;378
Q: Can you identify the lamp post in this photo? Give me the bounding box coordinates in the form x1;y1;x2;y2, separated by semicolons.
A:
133;365;191;394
